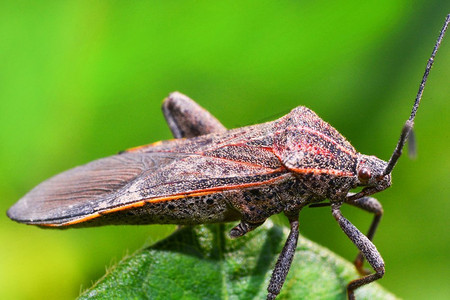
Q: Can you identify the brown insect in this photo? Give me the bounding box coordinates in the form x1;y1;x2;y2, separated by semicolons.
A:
7;15;449;299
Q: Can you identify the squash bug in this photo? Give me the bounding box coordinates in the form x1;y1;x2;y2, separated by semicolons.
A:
7;15;449;299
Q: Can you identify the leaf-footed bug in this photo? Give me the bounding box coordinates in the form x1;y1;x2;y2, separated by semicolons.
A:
7;14;449;299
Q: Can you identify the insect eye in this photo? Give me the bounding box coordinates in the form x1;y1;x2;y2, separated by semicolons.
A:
358;167;371;183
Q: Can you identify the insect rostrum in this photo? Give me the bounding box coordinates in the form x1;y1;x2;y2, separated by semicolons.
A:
7;14;449;300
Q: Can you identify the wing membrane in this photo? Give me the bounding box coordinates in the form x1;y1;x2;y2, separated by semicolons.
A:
8;148;284;225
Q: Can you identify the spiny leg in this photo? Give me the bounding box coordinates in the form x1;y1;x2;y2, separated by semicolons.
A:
162;92;226;138
229;219;265;238
345;195;383;275
331;203;384;300
267;212;300;300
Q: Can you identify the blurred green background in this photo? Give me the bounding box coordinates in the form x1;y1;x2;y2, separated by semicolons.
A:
1;1;449;299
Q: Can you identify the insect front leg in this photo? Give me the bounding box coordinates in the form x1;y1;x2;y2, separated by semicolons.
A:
331;202;385;300
162;92;226;138
267;212;299;300
344;195;383;275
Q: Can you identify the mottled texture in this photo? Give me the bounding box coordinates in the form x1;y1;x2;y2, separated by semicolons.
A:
332;203;385;299
7;93;394;300
267;215;299;299
9;103;368;226
162;92;227;139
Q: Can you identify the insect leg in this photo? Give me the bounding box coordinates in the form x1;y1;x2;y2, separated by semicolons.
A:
162;93;227;230
331;203;384;300
345;195;383;275
162;92;226;138
267;213;299;300
229;220;265;238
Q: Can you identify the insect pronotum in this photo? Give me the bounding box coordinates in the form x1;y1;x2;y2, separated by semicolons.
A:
7;15;449;299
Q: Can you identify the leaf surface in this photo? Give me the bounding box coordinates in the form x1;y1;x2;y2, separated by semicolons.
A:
79;222;397;300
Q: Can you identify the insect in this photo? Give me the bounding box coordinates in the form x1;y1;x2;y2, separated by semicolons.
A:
7;15;449;300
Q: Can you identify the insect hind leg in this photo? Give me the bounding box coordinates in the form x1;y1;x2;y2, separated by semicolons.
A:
162;92;226;138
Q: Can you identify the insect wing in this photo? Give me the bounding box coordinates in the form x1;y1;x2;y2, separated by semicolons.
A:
8;144;285;226
7;152;172;225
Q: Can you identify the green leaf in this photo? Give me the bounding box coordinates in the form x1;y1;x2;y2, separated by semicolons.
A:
78;222;397;300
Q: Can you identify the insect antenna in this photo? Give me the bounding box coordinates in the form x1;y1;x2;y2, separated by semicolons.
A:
384;14;449;175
